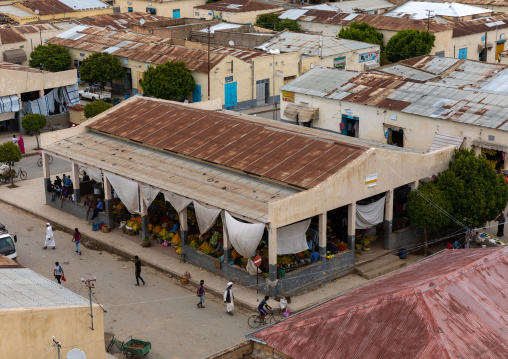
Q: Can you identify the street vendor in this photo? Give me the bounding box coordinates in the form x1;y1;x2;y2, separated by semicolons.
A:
169;222;179;234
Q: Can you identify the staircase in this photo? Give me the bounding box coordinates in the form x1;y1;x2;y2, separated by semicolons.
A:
356;254;406;280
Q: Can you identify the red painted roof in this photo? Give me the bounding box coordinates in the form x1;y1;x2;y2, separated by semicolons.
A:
251;247;508;359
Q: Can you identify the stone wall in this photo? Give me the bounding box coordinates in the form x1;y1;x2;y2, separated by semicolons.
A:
387;224;424;250
46;113;69;128
190;26;274;47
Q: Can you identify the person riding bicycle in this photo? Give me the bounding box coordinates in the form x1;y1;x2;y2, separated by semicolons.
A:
258;295;272;321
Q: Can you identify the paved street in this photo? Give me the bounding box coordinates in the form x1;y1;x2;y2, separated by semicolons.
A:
3;202;249;359
15;154;71;181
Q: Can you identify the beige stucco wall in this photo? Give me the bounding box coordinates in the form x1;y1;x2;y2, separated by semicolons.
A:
317;44;380;71
1;305;105;359
0;68;77;97
268;146;454;227
193;7;284;24
449;30;507;62
116;0;206;18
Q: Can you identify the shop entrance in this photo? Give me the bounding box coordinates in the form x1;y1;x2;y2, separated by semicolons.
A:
482;148;505;172
341;115;359;138
387;127;404;147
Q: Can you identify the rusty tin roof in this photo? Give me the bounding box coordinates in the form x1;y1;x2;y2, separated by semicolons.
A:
86;97;368;189
0;61;50;73
13;23;56;33
0;27;26;44
452;14;508;37
250;247;508;359
71;12;166;30
194;0;283;13
19;0;74;15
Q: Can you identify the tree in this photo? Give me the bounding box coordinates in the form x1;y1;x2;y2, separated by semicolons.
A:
21;114;47;149
385;29;435;63
255;14;302;32
434;149;508;229
140;61;195;101
0;141;22;187
337;21;383;47
29;44;71;72
79;52;125;88
84;100;113;119
407;182;452;255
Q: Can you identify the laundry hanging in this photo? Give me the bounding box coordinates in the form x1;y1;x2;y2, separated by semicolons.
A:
104;172;140;214
276;219;312;255
0;95;20;113
356;196;386;229
224;211;265;258
163;191;192;213
193;201;221;235
140;184;160;216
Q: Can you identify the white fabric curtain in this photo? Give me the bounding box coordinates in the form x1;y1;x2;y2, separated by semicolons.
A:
163;191;192;213
104;172;140;214
224;211;265;258
140;184;160;216
356;196;386;229
84;166;102;182
276;219;311;255
193;201;221;235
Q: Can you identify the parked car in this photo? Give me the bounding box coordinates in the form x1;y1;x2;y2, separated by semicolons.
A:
79;86;111;101
0;224;18;262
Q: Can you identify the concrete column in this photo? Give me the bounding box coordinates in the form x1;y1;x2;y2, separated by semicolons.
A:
347;203;356;251
103;175;113;227
39;89;44;98
71;162;80;203
141;215;149;240
474;145;482;157
384;190;394;249
268;225;278;283
222;211;231;263
318;212;327;262
179;208;188;246
42;152;51;189
413;179;419;190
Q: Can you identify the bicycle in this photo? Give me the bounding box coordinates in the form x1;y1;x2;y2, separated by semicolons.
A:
248;311;278;328
0;166;27;183
37;153;53;167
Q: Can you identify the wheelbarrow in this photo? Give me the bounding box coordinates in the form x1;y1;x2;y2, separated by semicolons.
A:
107;335;151;358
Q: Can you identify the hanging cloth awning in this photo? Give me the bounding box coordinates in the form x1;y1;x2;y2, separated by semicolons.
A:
193;201;221;235
140;184;160;216
472;140;508;153
3;49;27;63
224;211;265;258
429;133;463;152
277;219;311;255
283;103;319;122
356;196;386;229
104;172;140;214
163;191;193;213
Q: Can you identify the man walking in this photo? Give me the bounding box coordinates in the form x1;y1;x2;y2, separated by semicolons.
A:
43;223;55;249
53;262;64;284
73;228;82;255
134;256;145;286
223;282;234;315
197;280;205;308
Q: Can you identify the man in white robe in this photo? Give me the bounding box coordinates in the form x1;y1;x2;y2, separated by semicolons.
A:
223;282;234;315
43;223;55;249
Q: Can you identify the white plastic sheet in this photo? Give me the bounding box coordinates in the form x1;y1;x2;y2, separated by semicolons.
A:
0;95;20;113
356;196;386;229
104;172;140;214
224;211;265;258
246;259;261;275
83;166;102;183
193;201;221;235
276;219;311;255
163;191;192;213
140;184;160;216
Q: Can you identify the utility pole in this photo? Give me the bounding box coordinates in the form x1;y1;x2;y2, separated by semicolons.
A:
484;31;488;61
52;337;61;359
207;25;211;101
82;277;96;330
425;10;434;32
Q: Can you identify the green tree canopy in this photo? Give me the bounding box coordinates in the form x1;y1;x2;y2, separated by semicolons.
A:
140;61;195;101
79;52;125;87
21;114;47;149
337;21;384;46
255;14;302;32
29;44;71;72
385;29;435;63
0;141;22;186
84;100;113;119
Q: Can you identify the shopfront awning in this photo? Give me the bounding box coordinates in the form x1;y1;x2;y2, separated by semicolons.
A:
0;111;15;122
283;103;319;123
3;49;27;64
429;133;463;152
472;140;508;153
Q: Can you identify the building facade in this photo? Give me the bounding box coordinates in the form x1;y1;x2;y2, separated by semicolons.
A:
114;0;206;19
193;0;283;24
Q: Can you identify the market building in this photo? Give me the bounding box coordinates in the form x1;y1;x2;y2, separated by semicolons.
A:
279;57;508;170
113;0;206;19
0;256;106;359
0;61;78;131
212;246;508;359
193;0;284;24
41;96;453;296
256;30;381;72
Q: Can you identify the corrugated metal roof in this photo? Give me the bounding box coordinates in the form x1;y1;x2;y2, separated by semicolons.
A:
452;14;508;37
86;96;369;189
0;5;33;18
376;64;437;81
481;68;508;94
13;23;57;33
386;1;492;19
194;0;283;12
0;268;90;309
256;30;377;57
429;133;464;151
44;131;298;222
329;0;395;13
430;0;508;6
0;27;26;44
250;247;508;359
71;12;165;30
58;0;109;11
212;46;268;62
19;0;74;15
0;61;46;73
199;22;243;33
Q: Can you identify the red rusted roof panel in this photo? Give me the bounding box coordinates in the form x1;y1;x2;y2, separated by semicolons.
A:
252;247;508;359
88;98;367;188
19;0;74;15
0;28;26;44
194;0;283;12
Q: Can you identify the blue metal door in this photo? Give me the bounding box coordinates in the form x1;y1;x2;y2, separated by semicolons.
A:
192;85;201;103
173;9;180;18
225;82;237;108
458;48;467;59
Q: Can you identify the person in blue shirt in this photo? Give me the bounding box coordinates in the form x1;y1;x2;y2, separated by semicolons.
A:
310;251;320;264
90;199;104;220
63;174;72;187
169;222;179;234
258;295;272;321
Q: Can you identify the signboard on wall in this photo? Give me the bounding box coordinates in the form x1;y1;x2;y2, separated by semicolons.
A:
225;76;233;83
359;50;380;63
333;56;346;69
282;91;295;102
365;173;378;186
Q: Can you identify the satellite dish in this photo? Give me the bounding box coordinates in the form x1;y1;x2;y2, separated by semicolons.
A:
229;40;235;47
140;19;145;25
35;9;39;14
66;349;86;359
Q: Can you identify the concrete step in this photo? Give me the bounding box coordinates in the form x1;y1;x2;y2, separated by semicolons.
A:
356;255;406;280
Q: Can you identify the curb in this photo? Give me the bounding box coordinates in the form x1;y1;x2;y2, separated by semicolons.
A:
0;197;257;315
